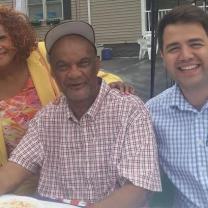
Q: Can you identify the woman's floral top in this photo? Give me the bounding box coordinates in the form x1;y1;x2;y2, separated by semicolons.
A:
0;78;42;156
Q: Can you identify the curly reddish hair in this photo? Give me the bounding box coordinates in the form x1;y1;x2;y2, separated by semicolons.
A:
0;6;37;60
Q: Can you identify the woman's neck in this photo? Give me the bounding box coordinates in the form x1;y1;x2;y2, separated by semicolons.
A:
0;60;29;100
0;60;25;79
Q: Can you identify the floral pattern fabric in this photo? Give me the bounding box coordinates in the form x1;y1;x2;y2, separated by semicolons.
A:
0;78;42;156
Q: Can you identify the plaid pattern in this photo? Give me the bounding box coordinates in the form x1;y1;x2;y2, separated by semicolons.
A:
146;84;208;208
10;80;161;203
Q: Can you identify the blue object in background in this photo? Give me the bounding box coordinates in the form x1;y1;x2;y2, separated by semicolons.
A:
102;48;112;60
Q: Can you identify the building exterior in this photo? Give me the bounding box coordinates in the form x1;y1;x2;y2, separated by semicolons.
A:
0;0;13;7
0;0;205;57
0;0;146;56
0;1;143;44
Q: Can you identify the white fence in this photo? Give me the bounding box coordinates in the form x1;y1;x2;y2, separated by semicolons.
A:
145;9;171;32
145;5;208;32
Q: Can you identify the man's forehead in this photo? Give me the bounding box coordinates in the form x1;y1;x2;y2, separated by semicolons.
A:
164;22;205;33
163;23;206;40
49;39;95;63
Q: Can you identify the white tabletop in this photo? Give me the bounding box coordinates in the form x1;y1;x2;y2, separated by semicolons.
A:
0;194;78;208
41;200;78;208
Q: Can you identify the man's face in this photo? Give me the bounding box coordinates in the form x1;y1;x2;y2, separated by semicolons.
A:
161;22;208;91
50;35;100;103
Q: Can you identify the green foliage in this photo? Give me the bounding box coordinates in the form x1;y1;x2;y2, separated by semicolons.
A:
30;19;41;27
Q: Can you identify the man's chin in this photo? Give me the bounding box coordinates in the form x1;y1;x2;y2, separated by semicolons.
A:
66;92;89;103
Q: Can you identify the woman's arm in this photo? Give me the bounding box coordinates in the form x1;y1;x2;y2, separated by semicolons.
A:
0;161;32;195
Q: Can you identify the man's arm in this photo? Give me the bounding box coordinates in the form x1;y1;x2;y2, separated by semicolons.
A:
0;161;32;195
90;181;150;208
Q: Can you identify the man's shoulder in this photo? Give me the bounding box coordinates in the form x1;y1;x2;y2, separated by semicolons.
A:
100;81;142;106
34;96;66;119
105;88;149;117
108;88;145;107
146;86;175;109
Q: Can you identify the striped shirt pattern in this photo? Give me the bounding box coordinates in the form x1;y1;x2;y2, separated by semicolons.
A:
146;84;208;208
10;80;161;203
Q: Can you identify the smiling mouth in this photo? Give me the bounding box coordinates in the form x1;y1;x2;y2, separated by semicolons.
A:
0;51;6;56
68;83;85;89
179;64;200;71
0;48;6;54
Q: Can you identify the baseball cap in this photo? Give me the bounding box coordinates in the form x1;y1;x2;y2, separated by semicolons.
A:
45;20;95;54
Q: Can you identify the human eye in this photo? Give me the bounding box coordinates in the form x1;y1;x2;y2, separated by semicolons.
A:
0;34;6;40
55;62;69;72
166;46;180;53
78;58;91;67
190;41;204;49
164;42;180;53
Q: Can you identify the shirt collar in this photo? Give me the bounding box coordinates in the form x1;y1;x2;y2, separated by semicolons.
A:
169;84;187;110
86;80;110;119
169;84;208;112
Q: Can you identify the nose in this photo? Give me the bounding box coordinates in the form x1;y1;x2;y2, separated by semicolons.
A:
178;45;194;61
66;64;81;79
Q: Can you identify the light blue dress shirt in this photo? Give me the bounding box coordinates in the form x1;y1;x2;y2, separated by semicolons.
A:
146;84;208;208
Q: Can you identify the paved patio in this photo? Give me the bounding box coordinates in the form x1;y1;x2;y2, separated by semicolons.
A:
101;57;173;102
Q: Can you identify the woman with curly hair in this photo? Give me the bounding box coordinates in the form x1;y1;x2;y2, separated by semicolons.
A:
0;5;61;195
0;5;127;196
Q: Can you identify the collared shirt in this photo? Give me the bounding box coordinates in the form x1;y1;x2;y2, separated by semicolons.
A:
146;84;208;208
10;80;161;203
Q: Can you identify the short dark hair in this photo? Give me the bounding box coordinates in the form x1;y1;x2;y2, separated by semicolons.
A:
158;5;208;52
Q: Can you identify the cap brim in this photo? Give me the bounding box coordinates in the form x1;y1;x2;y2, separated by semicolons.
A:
45;21;95;53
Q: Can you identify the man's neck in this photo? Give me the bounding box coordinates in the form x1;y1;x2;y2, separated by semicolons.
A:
68;84;100;121
180;85;208;110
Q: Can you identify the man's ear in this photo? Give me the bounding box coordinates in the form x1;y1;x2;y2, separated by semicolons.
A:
160;49;164;59
47;54;56;78
46;54;50;62
95;56;101;74
160;50;167;71
49;63;56;79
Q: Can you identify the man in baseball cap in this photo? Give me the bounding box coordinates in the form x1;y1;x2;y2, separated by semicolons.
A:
0;21;161;208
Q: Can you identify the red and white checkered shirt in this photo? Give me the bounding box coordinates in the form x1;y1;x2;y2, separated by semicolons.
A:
10;80;161;203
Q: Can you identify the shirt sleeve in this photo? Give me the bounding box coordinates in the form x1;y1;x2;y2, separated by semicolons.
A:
9;117;44;174
117;104;162;192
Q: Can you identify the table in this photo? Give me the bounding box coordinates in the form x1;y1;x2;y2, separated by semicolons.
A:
0;194;78;208
41;200;78;208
